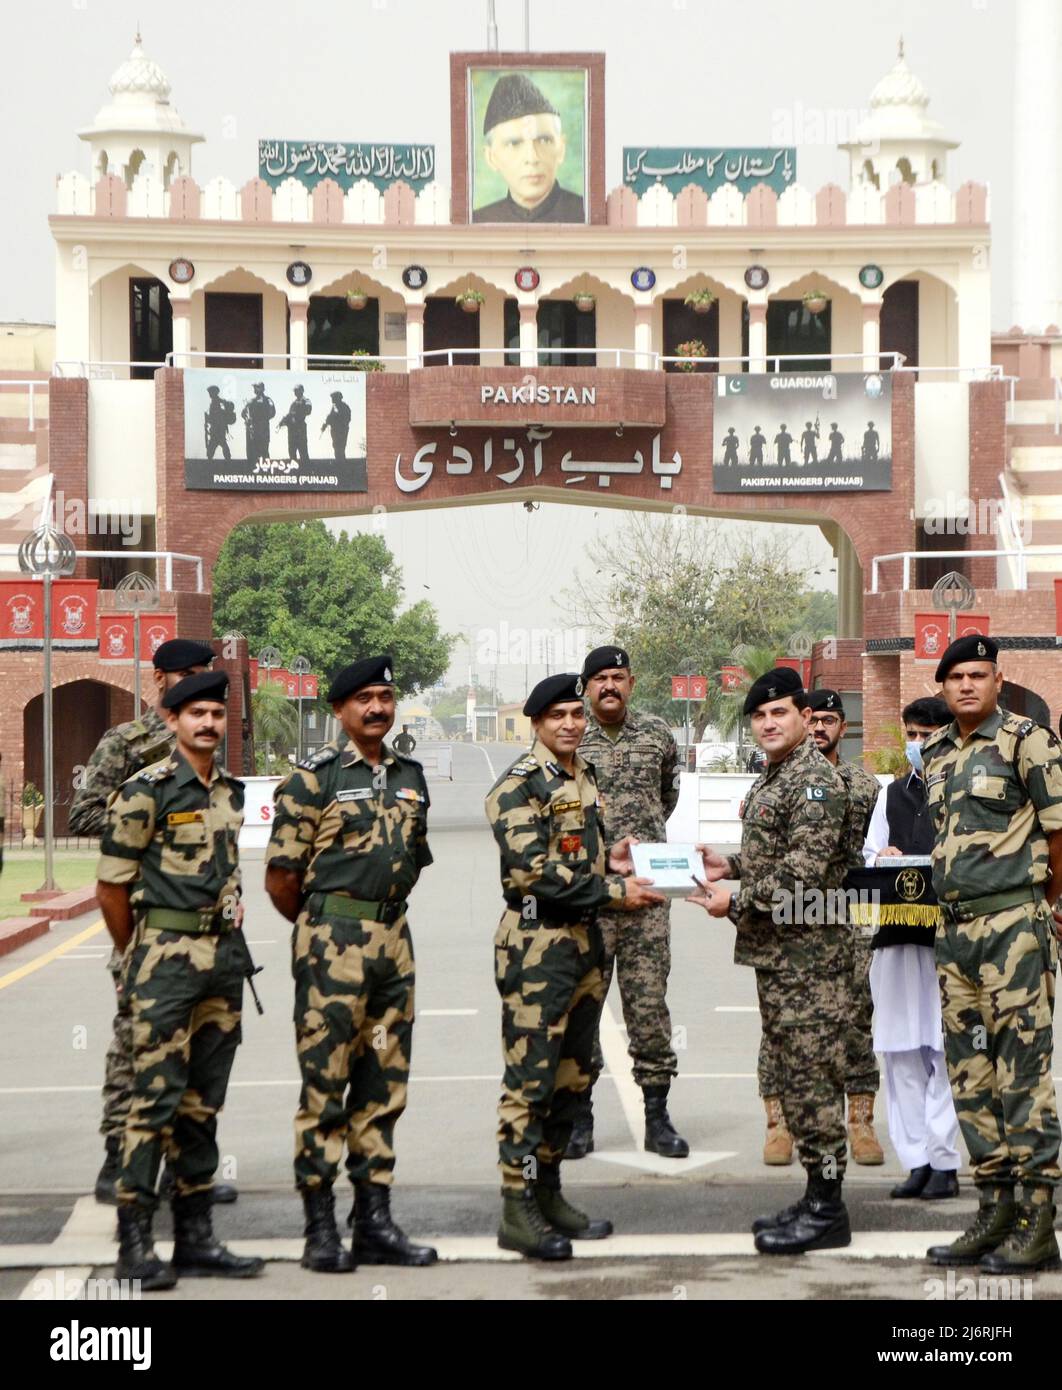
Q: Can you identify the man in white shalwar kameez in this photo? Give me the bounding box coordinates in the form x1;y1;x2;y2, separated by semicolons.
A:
862;697;962;1199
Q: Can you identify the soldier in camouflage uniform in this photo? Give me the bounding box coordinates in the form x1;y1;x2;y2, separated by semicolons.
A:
67;638;240;1206
693;667;856;1254
96;671;262;1291
485;672;664;1259
570;645;687;1160
804;688;883;1164
265;654;437;1274
923;636;1062;1272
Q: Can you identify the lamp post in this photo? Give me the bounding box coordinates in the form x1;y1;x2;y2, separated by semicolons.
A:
257;645;282;773
115;571;159;719
932;571;976;645
291;654;311;763
18;525;76;892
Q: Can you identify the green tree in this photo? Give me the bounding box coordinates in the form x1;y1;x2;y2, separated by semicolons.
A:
214;521;454;693
570;516;837;742
252;682;300;774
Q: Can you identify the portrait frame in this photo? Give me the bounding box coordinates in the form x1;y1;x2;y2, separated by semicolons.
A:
450;52;605;225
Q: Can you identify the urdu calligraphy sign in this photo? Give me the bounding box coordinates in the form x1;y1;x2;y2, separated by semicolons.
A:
622;147;796;198
258;140;436;193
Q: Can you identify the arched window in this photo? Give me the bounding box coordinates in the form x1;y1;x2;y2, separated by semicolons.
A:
861;159;880;191
930;158;941;181
895;157;915;187
164;151;180;189
97;150;109;178
125;148;146;188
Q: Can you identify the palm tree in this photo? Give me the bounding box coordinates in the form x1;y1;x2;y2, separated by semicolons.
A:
252;683;299;773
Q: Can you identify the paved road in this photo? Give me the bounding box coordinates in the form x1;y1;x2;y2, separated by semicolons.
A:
2;738;1060;1301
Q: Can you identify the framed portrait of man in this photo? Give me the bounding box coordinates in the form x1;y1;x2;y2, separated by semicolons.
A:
450;52;605;225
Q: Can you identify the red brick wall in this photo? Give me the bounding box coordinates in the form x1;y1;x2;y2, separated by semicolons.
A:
967;379;1008;589
47;376;90;578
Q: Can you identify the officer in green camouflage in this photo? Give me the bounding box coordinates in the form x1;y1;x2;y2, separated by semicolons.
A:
96;671;262;1292
756;688;884;1166
69;638;240;1206
485;672;665;1260
693;667;855;1254
571;645;687;1161
265;654;437;1274
923;636;1062;1272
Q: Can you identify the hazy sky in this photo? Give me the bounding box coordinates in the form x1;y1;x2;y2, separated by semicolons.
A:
2;0;1019;692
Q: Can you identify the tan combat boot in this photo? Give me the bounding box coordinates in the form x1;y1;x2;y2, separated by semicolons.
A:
847;1093;885;1165
763;1096;794;1166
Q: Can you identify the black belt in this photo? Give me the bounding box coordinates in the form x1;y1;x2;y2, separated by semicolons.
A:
503;898;598;927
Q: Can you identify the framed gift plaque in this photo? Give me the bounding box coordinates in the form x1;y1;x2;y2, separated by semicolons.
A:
450;51;605;225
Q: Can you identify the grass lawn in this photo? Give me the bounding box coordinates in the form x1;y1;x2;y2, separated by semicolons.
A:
0;852;98;921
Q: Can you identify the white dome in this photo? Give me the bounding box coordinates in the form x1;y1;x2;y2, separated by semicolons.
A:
108;35;171;102
870;54;929;110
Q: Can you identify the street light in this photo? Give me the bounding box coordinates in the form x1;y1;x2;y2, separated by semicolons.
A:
257;645;282;773
18;525;76;893
291;654;311;763
115;571;159;719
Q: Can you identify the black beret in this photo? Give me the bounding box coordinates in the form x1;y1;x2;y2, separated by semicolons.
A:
161;670;229;711
934;634;998;683
523;672;584;718
484;72;558;137
327;654;395;704
581;645;630;680
153;638;214;673
742;666;804;715
805;687;845;716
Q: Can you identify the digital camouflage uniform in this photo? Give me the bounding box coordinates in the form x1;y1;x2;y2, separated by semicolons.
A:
580;709;680;1087
924;709;1062;1201
730;736;853;1175
485;739;627;1189
265;737;431;1192
96;750;246;1210
758;757;881;1098
69;707;175;1140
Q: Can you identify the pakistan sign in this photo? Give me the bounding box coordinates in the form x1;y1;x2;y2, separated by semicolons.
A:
713;373;892;493
258;140;435;192
623;147;795;198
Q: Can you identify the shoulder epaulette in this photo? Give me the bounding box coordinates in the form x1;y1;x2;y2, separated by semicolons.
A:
544;760;562;777
119;719;150;744
298;744;339;771
136;758;175;785
508;757;538;778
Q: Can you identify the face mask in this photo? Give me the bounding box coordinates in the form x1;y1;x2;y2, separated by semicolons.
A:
905;740;923;774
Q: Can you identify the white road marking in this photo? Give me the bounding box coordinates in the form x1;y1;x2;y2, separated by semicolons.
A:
591;1150;736;1176
420;1008;478;1017
599;998;645;1150
244;939;276;945
714;1006;758;1013
467;743;497;780
55;953;109;961
0;1231;969;1270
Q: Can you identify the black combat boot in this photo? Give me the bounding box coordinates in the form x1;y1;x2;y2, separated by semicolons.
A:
115;1203;177;1291
980;1193;1060;1273
301;1186;355;1272
498;1184;572;1260
927;1186;1016;1266
534;1163;612;1239
159;1166;237;1204
171;1191;263;1278
351;1181;438;1266
643;1084;690;1158
754;1170;852;1254
94;1136;122;1205
920;1168;959;1201
564;1092;595;1160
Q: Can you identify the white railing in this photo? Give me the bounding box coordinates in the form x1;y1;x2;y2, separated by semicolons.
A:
868;547;1062;593
0;379;48;429
658;350;905;372
899;364;1006;382
0;546;204;592
52;360;170;379
996;472;1028;589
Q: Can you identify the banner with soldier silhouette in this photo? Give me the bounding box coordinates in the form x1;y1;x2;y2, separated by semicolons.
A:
183;369;368;491
713;372;892;492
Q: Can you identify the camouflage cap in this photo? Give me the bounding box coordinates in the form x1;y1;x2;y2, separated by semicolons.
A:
934;634;998;683
152;638;214;672
327;654;394;704
483;72;558;136
523;672;583;718
805;687;845;716
742;666;803;715
161;670;229;710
